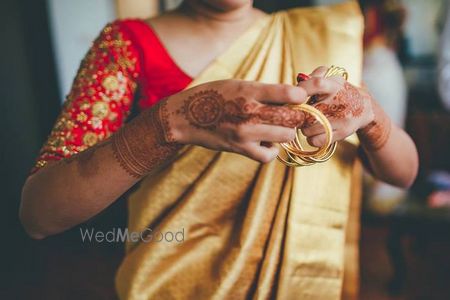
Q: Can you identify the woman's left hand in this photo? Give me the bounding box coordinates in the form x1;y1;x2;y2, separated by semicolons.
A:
297;66;375;147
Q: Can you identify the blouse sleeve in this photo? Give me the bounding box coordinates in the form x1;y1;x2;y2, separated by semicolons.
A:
32;21;141;173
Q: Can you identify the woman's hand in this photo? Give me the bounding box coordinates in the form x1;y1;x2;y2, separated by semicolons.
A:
162;80;308;162
297;67;375;147
297;66;418;188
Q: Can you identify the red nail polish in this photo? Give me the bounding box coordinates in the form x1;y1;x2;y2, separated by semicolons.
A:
297;73;310;83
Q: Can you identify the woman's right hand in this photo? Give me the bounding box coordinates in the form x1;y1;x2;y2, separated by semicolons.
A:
162;80;308;163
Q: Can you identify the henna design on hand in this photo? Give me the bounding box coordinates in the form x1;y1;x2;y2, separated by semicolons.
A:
305;82;364;125
112;99;182;178
175;90;305;130
357;99;391;151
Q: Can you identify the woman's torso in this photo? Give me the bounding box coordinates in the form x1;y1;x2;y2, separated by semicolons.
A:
118;19;192;111
120;9;267;112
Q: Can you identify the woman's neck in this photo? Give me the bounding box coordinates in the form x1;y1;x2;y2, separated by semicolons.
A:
178;1;265;31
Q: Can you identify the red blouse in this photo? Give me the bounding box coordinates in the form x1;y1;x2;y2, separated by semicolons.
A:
33;20;192;173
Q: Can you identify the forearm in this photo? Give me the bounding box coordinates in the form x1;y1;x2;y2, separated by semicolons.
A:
357;100;418;188
20;102;181;239
20;140;137;239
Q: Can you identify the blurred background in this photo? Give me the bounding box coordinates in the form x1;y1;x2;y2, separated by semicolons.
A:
1;0;449;299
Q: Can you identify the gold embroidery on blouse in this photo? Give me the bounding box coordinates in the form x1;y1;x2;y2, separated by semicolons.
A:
103;75;120;91
76;112;88;122
92;102;109;119
33;22;138;172
83;132;98;147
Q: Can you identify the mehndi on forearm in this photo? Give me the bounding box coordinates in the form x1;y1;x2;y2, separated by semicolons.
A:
112;99;182;178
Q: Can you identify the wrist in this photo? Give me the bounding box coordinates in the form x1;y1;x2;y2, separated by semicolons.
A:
158;95;188;144
151;97;182;145
111;99;182;178
357;99;392;152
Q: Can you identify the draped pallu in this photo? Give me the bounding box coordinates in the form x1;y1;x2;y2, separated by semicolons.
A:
116;2;364;299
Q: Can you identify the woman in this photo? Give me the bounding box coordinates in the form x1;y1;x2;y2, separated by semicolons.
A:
20;1;418;299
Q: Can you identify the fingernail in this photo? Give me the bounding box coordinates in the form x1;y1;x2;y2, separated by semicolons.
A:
297;73;310;83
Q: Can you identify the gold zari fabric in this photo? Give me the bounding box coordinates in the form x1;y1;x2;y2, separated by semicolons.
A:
116;2;364;299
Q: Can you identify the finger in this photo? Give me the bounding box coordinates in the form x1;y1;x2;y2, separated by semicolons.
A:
307;134;328;148
302;123;327;137
309;66;346;86
301;101;339;127
242;142;279;163
309;66;329;78
250;82;307;105
250;104;305;128
306;127;352;147
305;129;338;146
297;77;340;97
240;124;296;143
260;141;273;148
302;116;345;135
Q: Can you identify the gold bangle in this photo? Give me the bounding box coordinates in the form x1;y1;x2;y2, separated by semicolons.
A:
277;65;348;167
278;103;333;166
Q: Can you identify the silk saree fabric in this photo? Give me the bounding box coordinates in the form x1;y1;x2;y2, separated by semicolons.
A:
116;2;364;299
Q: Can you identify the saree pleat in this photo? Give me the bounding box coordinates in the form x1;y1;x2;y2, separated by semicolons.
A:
116;2;364;299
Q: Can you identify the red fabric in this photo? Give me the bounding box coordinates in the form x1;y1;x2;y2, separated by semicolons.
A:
32;19;192;173
120;19;193;110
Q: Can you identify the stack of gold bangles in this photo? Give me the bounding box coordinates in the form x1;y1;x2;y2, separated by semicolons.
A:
277;66;348;167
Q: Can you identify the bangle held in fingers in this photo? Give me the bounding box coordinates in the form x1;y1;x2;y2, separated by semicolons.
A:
278;66;348;167
277;103;335;166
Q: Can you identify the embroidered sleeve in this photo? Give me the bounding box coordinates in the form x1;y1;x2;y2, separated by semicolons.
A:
32;21;140;173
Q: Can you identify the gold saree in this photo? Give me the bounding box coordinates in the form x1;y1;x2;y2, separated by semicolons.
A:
116;2;364;299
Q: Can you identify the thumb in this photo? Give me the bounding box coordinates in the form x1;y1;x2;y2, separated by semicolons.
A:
309;66;328;78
